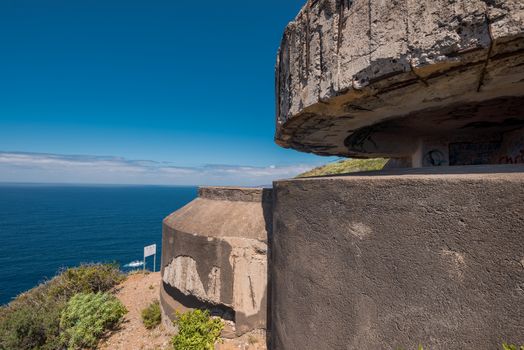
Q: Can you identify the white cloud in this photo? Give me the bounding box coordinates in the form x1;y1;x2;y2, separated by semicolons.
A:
0;151;316;186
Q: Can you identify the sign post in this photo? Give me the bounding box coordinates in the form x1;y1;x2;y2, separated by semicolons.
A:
143;244;157;272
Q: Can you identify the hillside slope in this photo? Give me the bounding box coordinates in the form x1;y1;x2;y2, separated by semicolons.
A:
297;158;388;178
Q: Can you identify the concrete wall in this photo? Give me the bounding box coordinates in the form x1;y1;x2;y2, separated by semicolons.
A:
161;187;272;337
411;125;524;168
271;166;524;349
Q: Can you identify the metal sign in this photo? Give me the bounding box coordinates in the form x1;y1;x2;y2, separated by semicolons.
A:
143;244;157;272
144;244;156;258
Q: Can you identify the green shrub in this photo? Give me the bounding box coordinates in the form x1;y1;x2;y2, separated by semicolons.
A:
59;292;127;350
141;300;161;329
171;309;223;350
0;283;64;350
48;263;125;298
0;302;47;349
0;264;124;350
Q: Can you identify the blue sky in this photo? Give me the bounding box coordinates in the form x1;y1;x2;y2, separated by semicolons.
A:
0;0;335;185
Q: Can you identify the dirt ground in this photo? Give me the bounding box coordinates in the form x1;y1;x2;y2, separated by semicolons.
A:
99;272;171;350
99;272;266;350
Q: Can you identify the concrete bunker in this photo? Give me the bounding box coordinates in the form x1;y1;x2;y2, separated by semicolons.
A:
270;0;523;349
275;0;524;167
159;0;523;348
160;187;271;338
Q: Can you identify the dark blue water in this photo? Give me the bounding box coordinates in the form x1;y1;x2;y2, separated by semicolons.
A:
0;184;197;305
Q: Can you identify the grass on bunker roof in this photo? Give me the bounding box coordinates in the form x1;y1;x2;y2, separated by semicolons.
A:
297;158;388;178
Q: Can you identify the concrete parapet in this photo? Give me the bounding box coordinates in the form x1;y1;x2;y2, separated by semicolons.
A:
271;166;524;349
160;187;272;337
275;0;524;164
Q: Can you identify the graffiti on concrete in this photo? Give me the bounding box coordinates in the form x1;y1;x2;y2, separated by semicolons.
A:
449;142;501;166
499;149;524;164
498;132;524;164
425;150;446;166
344;125;378;153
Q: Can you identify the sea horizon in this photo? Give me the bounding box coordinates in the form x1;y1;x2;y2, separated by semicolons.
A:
0;184;198;305
0;181;200;188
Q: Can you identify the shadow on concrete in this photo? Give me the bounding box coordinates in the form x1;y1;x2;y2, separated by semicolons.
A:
261;188;273;350
162;281;236;322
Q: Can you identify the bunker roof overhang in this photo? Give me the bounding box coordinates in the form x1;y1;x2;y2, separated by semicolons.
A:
275;0;524;158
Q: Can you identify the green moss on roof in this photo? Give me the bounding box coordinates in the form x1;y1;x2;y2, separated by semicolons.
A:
297;158;388;178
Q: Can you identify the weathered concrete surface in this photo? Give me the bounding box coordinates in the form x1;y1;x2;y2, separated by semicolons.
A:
161;187;272;337
275;0;524;161
271;166;524;349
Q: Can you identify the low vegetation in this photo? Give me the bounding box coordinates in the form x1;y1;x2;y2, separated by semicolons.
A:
60;292;127;349
51;263;124;295
141;299;162;329
503;344;524;350
0;263;125;350
297;158;388;177
171;309;223;350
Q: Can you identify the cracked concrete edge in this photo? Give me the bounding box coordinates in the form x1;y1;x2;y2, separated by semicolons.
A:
275;0;524;156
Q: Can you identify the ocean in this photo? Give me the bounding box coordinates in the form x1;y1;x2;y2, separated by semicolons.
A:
0;184;197;305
